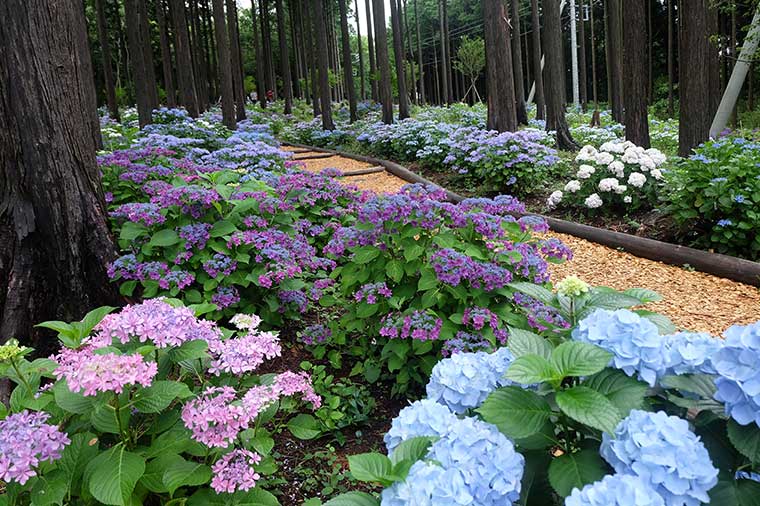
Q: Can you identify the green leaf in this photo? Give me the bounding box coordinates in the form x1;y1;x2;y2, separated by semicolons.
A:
635;310;677;334
518;451;554;506
141;454;181;493
323;492;380;506
162;458;212;496
209;220;237;237
352;247;380;264
53;380;92;414
57;432;99;497
250;435;275;456
145;427;195;458
287;413;322;440
236;489;282;506
389;436;435;465
386;260;404;283
148;229;180;247
710;478;760;506
551;342;612;378
30;471;69;506
507;328;554;360
508;282;555;305
477;386;554;439
347;453;393;485
134;381;192;413
623;288;663;303
548;449;608;497
90;403;131;434
505;355;558;384
586;288;643;310
728;419;760;462
417;268;438;291
168;339;209;363
403;244;425;262
661;374;718;398
555;386;622;434
584;369;648;414
86;445;145;506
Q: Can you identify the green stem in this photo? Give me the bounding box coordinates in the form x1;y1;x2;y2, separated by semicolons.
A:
10;358;32;392
113;393;126;441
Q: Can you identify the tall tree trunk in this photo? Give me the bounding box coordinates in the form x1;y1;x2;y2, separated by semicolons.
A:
289;0;303;99
307;13;321;116
261;0;276;100
606;0;624;123
125;0;155;126
339;0;358;121
188;0;207;111
275;0;293;114
95;0;121;120
138;0;160;110
414;0;425;104
511;0;527;125
114;2;130;91
483;0;517;132
433;37;440;104
314;0;334;129
365;0;378;101
212;0;236;129
438;0;449;105
169;0;199;116
201;0;216;108
156;0;177;108
251;0;267;108
667;0;674;116
647;0;653;103
226;0;247;120
544;0;578;150
590;0;599;108
403;0;417;105
390;0;410;119
679;0;719;156
0;0;121;352
530;0;546;120
355;0;366;100
80;0;103;150
524;29;530;96
442;0;453;103
623;0;650;147
373;0;393;123
578;0;588;111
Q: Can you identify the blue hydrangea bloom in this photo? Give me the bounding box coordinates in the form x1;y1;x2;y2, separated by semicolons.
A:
565;474;665;506
383;399;459;453
428;416;524;505
663;332;723;376
600;410;718;506
380;461;473;506
426;347;514;414
573;309;666;387
713;321;760;427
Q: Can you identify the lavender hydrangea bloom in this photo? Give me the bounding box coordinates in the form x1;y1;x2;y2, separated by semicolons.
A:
663;332;723;376
426;347;515;414
0;410;70;484
380;461;473;506
713;321;760;426
600;410;718;506
383;399;460;453
573;309;666;387
565;474;665;506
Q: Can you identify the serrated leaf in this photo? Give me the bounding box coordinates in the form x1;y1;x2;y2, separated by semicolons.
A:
323;492;380;506
551;342;612;378
508;282;556;305
505;355;558;384
168;339;209;363
149;229;180;247
140;454;183;493
389;436;436;465
661;374;718;398
584;369;648;415
57;432;99;494
728;419;760;462
478;386;554;439
710;478;760;506
586;288;642;310
287;413;321;440
548;449;608;497
386;260;404;282
86;445;145;506
623;288;663;303
507;327;553;360
347;453;393;485
53;381;92;414
209;220;237;237
555;386;622;434
635;310;677;334
352;247;380;264
162;458;212;496
133;381;192;413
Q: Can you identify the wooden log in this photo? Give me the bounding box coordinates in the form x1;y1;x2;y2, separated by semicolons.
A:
339;166;385;176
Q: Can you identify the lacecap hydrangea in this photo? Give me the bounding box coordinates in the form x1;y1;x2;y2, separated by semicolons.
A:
600;410;718;506
383;399;460;453
426;347;515;414
572;309;666;387
565;474;665;506
713;321;760;426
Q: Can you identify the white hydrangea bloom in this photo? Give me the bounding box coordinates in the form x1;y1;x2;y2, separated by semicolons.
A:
639;154;656;172
600;141;625;154
564;180;582;193
547;190;564;210
595;152;615;165
645;148;667;166
621;148;642;165
624;196;633;203
585;193;604;208
608;161;625;178
628;172;647;188
598;178;621;193
575;145;598;161
577;164;596;179
650;169;663;180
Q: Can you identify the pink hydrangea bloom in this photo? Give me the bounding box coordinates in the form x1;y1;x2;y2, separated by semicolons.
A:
273;371;322;409
208;331;282;376
240;385;281;418
52;347;157;396
181;387;248;448
211;449;262;493
0;410;70;484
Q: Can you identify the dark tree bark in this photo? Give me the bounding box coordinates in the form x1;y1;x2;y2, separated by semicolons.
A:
511;0;527;125
433;38;440;104
156;0;177;108
306;12;321;116
189;0;209;112
544;0;578;150
95;0;121;120
274;0;293;114
0;0;121;351
679;0;719;156
79;0;103;150
125;0;156;126
211;0;236;129
590;0;599;108
403;0;417;105
647;0;653;104
365;0;378;101
354;0;366;100
250;0;267;108
578;0;588;110
530;0;546;120
289;0;303;99
483;0;517;132
390;0;410;119
314;0;335;129
414;0;425;104
439;0;450;104
169;0;199;116
373;0;393;123
606;0;624;123
442;0;453;104
138;0;160;110
623;0;650;147
338;0;358;121
202;0;217;108
260;0;276;99
226;0;247;120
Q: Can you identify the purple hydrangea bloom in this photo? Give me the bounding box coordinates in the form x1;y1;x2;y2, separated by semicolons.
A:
0;411;70;484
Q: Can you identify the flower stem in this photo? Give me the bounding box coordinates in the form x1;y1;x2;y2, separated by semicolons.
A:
10;358;32;392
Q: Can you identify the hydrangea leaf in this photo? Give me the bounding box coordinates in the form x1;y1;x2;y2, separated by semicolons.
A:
548;449;608;497
385;260;404;283
507;327;553;360
518;451;554;506
635;310;677;335
347;453;394;485
507;282;556;305
30;471;69;506
584;369;648;415
551;342;612;378
322;492;380;506
167;339;209;363
162;458;212;496
57;432;99;495
140;454;182;494
584;288;642;311
389;436;436;465
727;419;760;463
477;386;554;439
209;220;237;237
53;380;93;414
352;246;380;264
555;386;622;434
133;380;193;414
661;374;718;398
287;413;322;440
505;355;559;384
709;478;760;506
85;445;145;506
148;229;180;247
623;288;663;303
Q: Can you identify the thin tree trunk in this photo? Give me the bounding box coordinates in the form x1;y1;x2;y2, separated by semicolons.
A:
511;0;527;124
124;0;154;126
95;0;121;120
373;0;393;123
189;0;208;111
212;0;236;129
339;0;358;121
114;2;130;91
545;0;578;150
275;0;293;114
590;0;599;109
307;12;321;116
79;0;103;150
443;0;453;103
390;0;410;118
606;0;624;122
289;0;303;99
365;0;378;101
0;0;121;352
578;0;588;110
403;0;417;105
226;0;247;120
524;29;531;100
648;0;653;103
414;0;425;104
314;0;334;128
731;6;738;128
261;0;276;100
530;0;546;120
251;0;267;108
623;0;650;147
433;37;440;104
355;0;366;100
667;0;674;116
202;0;216;108
439;0;449;105
169;0;199;116
483;0;517;132
156;0;177;108
138;0;160;110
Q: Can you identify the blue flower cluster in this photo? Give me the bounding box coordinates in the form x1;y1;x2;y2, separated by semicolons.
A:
566;474;665;506
713;321;760;427
600;410;718;506
663;332;722;376
383;399;459;453
380;461;473;506
426;347;514;414
572;309;666;387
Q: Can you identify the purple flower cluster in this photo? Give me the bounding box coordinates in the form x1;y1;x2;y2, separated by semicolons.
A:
212;286;241;308
441;331;493;357
107;254;195;290
203;254;237;278
354;282;393;304
380;311;443;341
278;289;309;313
462;307;499;331
182;386;249;448
110;202;165;226
430;248;513;290
299;323;332;345
178;223;212;250
52;347;157;396
211;449;262;493
513;292;570;332
0;411;70;485
208;329;281;375
150;184;220;218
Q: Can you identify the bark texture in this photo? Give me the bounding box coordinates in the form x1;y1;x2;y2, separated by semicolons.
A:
623;0;650;147
483;0;517;132
125;0;156;126
544;0;578;150
156;0;177;108
390;0;410;119
373;0;394;123
275;0;293;114
212;0;236;129
530;0;546;120
227;0;247;120
95;0;121;120
314;0;335;129
511;0;528;125
169;0;199;116
339;0;358;121
606;0;624;122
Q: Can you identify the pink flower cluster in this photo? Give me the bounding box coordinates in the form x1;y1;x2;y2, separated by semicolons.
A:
52;347;157;396
211;449;262;493
91;298;222;348
0;410;70;484
208;330;282;376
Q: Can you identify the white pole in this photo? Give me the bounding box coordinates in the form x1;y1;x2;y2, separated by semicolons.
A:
570;0;579;106
528;0;567;104
710;5;760;137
